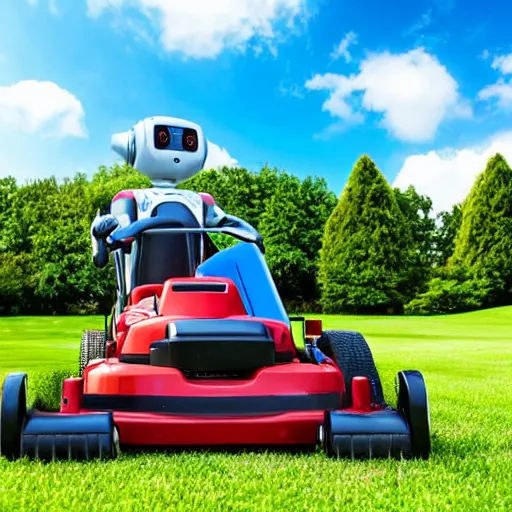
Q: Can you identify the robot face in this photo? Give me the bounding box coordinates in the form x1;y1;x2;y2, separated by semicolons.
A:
153;124;199;153
111;116;208;187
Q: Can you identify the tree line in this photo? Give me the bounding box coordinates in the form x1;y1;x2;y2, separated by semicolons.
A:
319;153;512;315
0;152;510;316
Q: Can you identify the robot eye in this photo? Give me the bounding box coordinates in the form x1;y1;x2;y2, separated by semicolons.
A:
154;125;170;149
183;129;198;152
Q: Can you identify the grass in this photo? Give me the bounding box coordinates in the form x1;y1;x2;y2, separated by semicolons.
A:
1;310;512;511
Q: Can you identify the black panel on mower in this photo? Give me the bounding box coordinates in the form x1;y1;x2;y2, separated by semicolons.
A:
150;319;276;372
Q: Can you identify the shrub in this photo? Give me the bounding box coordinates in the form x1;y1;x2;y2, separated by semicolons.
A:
29;369;76;411
404;268;500;315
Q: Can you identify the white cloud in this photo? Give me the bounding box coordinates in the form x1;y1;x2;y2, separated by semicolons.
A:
393;131;512;214
306;48;470;142
491;53;512;75
478;52;512;108
480;49;490;60
204;141;238;169
478;80;512;108
278;81;304;99
330;31;357;63
0;80;87;138
86;0;309;59
403;10;432;37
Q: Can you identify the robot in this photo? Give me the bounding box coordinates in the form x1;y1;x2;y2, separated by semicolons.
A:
90;116;264;319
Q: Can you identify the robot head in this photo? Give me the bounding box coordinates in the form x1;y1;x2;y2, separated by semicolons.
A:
111;116;208;187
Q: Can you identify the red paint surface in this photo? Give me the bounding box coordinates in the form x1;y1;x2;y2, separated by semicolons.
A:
112;190;136;202
60;378;83;414
113;410;324;446
84;359;342;397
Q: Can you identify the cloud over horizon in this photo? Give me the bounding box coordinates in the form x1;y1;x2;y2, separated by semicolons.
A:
306;48;471;142
204;140;239;169
394;131;512;214
0;80;87;138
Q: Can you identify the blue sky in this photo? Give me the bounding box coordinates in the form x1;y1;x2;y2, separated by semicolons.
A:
0;0;511;213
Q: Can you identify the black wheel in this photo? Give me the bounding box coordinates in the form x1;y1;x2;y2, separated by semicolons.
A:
0;372;28;460
396;370;431;459
79;330;106;376
316;330;385;407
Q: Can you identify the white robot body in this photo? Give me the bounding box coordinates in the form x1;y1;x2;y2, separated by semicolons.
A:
112;188;205;227
132;187;204;223
111;116;208;187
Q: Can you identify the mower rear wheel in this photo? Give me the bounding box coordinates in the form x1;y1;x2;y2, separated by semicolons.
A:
316;330;385;407
79;330;106;376
0;372;28;460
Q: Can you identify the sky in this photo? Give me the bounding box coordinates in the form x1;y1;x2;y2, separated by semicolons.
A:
0;0;511;214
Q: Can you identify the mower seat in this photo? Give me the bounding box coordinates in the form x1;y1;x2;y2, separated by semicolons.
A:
195;242;289;327
129;202;202;289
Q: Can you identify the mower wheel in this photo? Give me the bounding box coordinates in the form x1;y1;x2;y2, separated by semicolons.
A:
316;330;385;407
0;372;28;460
396;370;431;459
79;330;106;376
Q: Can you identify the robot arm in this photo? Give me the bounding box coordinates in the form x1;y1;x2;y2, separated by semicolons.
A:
90;212;119;268
204;202;265;253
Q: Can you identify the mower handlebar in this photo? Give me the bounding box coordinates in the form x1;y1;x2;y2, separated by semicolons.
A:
107;217;265;253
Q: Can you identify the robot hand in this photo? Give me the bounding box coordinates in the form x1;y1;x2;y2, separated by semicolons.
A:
91;213;120;268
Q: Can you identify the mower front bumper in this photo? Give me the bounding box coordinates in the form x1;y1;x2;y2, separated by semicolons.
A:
1;370;430;461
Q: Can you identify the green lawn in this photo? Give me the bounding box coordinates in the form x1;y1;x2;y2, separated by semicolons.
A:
1;310;511;511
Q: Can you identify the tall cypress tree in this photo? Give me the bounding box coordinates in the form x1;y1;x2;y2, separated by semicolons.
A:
319;155;413;314
451;153;512;304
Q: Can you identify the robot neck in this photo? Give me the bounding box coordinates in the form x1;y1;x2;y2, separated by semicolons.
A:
151;179;178;188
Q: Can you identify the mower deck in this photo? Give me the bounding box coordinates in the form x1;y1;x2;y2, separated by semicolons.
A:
61;358;344;447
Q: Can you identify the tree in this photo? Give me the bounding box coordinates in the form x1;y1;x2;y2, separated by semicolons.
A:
0;176;18;252
181;165;280;229
258;173;337;306
88;163;152;214
185;166;337;307
0;252;37;315
434;203;463;266
319;155;414;314
450;153;512;306
394;185;436;296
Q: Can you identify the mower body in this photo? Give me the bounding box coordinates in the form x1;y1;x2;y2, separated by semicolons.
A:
1;241;430;462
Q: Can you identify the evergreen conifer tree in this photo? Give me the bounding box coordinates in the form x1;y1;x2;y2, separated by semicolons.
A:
451;153;512;304
319;155;413;314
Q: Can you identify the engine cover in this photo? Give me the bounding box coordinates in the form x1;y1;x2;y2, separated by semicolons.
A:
149;319;276;372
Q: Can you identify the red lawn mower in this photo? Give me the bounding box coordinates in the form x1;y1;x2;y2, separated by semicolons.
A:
0;116;431;461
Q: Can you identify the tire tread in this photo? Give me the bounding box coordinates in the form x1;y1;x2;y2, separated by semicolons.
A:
79;330;106;376
317;330;385;407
